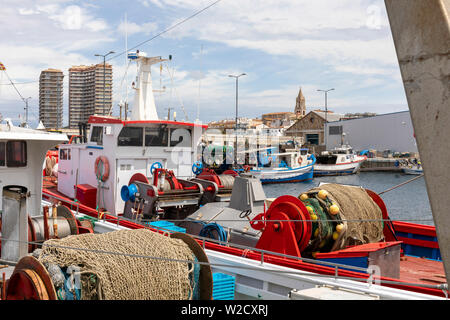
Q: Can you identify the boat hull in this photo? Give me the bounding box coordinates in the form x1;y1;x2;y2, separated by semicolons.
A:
402;167;423;175
251;165;314;184
313;161;363;176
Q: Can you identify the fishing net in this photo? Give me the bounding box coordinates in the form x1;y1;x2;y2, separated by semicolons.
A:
301;183;384;253
37;229;197;300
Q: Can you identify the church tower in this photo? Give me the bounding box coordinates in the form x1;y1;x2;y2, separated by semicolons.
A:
295;87;306;117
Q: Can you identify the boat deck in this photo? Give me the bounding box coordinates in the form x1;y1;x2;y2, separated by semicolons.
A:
400;255;446;285
41;176;446;293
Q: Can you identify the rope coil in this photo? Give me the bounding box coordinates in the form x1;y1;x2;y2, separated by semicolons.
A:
300;184;385;256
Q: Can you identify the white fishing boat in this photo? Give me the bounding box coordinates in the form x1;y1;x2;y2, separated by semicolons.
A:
1;2;449;302
0;75;446;303
49;52;207;216
250;147;316;183
314;144;367;176
2;116;445;301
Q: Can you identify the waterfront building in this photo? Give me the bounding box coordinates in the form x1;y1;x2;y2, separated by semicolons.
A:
39;68;64;129
325;110;417;153
68;64;112;128
285;110;344;147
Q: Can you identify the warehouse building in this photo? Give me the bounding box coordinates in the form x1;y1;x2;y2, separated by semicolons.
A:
325;111;417;153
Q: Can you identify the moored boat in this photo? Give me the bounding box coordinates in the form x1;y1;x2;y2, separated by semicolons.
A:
0;117;447;300
250;148;316;183
403;166;423;175
400;158;424;175
314;144;366;176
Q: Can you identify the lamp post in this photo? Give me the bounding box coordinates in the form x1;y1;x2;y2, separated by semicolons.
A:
317;88;335;148
228;73;246;166
24;97;31;127
95;51;115;115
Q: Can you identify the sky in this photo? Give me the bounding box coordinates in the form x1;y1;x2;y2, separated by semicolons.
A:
0;0;409;128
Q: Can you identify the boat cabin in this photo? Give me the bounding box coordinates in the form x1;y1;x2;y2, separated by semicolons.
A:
317;145;356;165
0;123;67;214
57;116;207;215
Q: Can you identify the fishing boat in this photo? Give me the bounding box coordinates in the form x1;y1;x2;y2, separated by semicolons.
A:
401;159;424;175
23;53;442;300
0;111;447;301
42;52;207;217
314;144;367;176
403;166;423;175
250;147;316;183
3;1;450;298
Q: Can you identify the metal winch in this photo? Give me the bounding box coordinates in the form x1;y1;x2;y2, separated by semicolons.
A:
120;168;207;221
193;168;238;203
120;167;240;221
1;185;92;263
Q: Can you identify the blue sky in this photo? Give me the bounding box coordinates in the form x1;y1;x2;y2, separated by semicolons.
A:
0;0;408;128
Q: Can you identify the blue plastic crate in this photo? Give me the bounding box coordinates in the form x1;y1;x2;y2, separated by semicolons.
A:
149;221;186;233
149;220;173;227
212;273;235;300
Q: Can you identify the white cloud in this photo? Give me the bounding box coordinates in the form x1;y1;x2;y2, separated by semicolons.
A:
18;8;39;15
47;5;108;31
155;0;396;77
139;0;164;8
117;20;158;36
1;0;408;125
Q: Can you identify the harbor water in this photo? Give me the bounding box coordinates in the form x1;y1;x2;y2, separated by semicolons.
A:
263;172;434;226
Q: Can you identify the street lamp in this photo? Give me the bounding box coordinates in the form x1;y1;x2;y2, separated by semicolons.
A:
228;73;246;166
95;51;115;115
317;88;335;148
24;97;31;127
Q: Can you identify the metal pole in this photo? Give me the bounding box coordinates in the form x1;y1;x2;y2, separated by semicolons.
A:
318;88;334;148
95;51;114;116
325;91;328;147
229;73;246;166
24;97;31;127
235;77;238;165
103;56;106;114
25;98;29;126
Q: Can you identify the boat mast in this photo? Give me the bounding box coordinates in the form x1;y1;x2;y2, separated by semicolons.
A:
131;54;168;121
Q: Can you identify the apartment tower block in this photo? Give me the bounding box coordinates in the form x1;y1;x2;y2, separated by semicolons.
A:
69;63;112;128
39;68;64;129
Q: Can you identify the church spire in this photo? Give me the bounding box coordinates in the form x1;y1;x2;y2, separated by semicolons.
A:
295;87;306;117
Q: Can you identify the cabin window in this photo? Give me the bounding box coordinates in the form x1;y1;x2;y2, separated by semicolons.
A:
0;142;5;166
118;127;143;146
169;128;192;147
60;148;71;160
90;126;103;145
145;125;168;147
316;155;337;165
6;141;27;167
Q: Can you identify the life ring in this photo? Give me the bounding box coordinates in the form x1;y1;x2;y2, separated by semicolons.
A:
298;157;303;165
95;156;110;182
